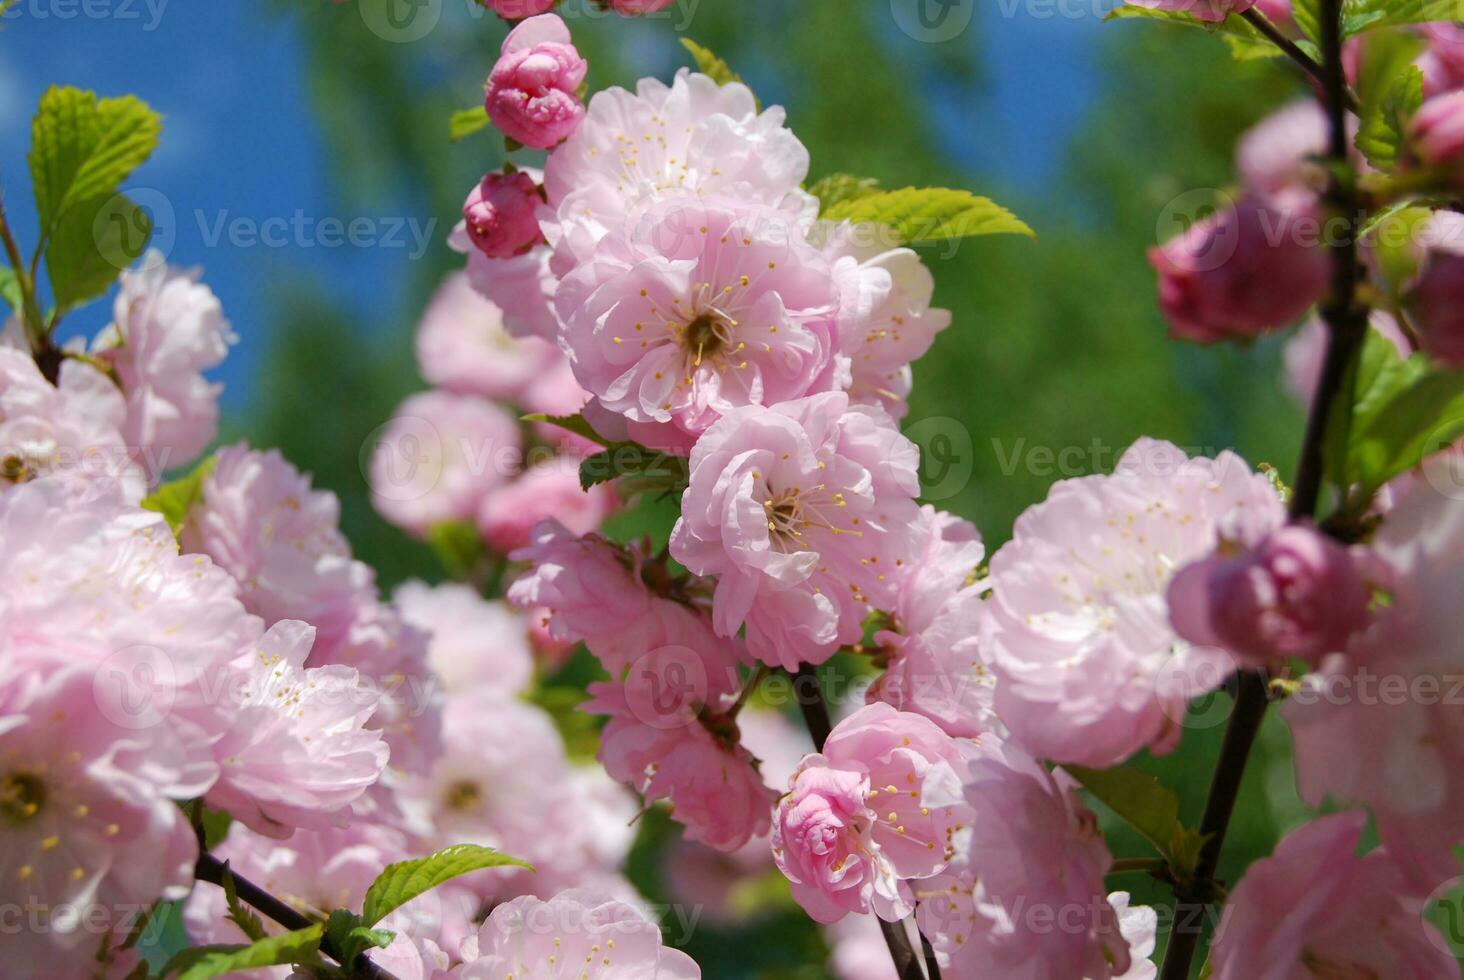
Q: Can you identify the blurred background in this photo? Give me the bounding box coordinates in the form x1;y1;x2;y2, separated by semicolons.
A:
1;0;1329;974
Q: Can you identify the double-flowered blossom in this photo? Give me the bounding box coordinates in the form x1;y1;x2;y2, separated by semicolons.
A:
671;392;922;670
984;438;1285;767
456;890;701;979
484;14;588;150
394;580;535;695
478;456;618;553
88;252;236;477
1168;521;1375;668
462;170;545;259
1285;476;1464;892
771;703;971;923
868;506;997;738
1211;812;1458;979
1405;210;1464;366
1409;90;1464;168
556;197;844;438
916;738;1139;978
0;347;144;501
481;0;557;18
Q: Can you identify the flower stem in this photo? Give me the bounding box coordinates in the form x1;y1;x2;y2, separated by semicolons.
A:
193;852;400;980
1160;1;1365;976
1239;8;1361;115
790;665;927;980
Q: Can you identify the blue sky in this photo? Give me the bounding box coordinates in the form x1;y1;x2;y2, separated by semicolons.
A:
0;0;1110;412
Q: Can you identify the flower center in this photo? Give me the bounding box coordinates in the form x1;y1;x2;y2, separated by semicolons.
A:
1;455;34;485
681;311;733;367
443;779;482;812
0;771;46;825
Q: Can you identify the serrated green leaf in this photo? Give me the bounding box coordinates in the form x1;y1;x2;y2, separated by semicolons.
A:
0;266;19;313
1342;0;1464;37
522;412;611;448
1353;367;1464;495
325;909;394;969
449;106;490;142
1067;765;1206;876
680;37;744;89
29;87;160;237
162;924;324;980
140;455;217;536
820;186;1033;244
1369;204;1433;290
808;173;883;214
46;191;152;314
1355;64;1423;170
579;443;689;494
362;844;530;927
1290;0;1323;42
219;863;266;944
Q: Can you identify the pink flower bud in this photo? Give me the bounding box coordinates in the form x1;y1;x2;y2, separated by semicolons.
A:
484;14;588;149
1409;91;1464;168
605;0;675;12
1168;523;1373;667
462;170;543;259
1148;195;1329;343
1407;211;1464;366
1124;0;1255;23
480;0;557;18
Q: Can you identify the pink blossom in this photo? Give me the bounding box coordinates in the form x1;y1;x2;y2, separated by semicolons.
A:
825;915;911;980
463;170;545;259
818;222;953;419
0;664;201;976
90;251;236;477
541;69;811;277
369;390;522;536
1148;194;1329;343
1285;479;1464;892
917;738;1135;979
1236;100;1331;212
1406;210;1464;366
1253;0;1294;30
771;703;971;923
605;0;675;12
1124;0;1254;21
182;443;367;649
555;196;843;437
984;438;1285;767
671;392;922;670
869;506;997;738
1211;812;1457;980
457;890;701;979
0;347;144;501
478;455;619;553
1411;91;1464;168
484;14;588;149
480;0;557;19
415;270;566;399
1283;312;1411;406
394;580;535;695
453;235;561;342
1168;522;1374;668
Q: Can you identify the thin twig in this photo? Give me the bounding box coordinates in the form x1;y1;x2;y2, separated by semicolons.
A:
790;665;926;980
920;929;943;980
1109;857;1168;876
1240;8;1361;115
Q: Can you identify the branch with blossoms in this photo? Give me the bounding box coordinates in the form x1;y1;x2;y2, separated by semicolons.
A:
8;0;1464;978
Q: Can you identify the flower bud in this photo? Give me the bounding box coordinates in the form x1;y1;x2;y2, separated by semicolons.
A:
1406;210;1464;366
1408;90;1464;169
1124;0;1255;23
1148;195;1328;343
484;14;588;149
480;0;556;18
605;0;675;11
462;171;543;258
1168;523;1373;667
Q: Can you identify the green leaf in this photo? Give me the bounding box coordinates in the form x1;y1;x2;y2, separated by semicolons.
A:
1355;64;1422;170
140;455;217;536
1067;765;1207;877
1322;328;1418;486
808;173;883;214
0;266;19;313
1290;0;1323;42
680;38;744;88
427;519;485;579
219;863;267;944
1342;0;1464;37
361;844;530;927
579;443;689;495
820;187;1033;243
162;924;324;980
45;190;153;314
1367;204;1433;290
449;106;490;142
1353;367;1464;495
29;87;160;238
325;909;394;970
521;412;611;448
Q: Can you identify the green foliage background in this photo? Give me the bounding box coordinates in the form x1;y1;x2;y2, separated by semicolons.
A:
240;2;1333;975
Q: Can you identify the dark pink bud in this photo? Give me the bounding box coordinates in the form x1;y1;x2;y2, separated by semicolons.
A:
462;171;543;259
